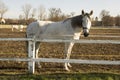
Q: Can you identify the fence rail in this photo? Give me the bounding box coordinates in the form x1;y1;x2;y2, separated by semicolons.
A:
0;58;120;65
0;38;120;44
0;38;120;74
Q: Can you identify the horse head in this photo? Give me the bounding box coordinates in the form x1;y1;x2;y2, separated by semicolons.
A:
81;10;93;37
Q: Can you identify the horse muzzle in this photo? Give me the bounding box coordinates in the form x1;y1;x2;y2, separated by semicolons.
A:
84;33;89;37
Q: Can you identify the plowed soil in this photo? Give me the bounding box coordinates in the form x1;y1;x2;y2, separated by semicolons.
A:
0;27;120;74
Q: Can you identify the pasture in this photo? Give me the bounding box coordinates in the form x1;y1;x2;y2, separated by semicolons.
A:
0;25;120;79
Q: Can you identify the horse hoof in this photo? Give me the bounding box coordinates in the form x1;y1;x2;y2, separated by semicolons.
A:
65;68;71;72
68;63;72;68
65;66;71;71
65;63;71;71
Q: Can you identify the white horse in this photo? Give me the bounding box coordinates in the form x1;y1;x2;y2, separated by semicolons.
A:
26;10;93;71
0;18;6;24
12;25;25;31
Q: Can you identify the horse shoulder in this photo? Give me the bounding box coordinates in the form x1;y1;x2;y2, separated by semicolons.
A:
27;22;40;34
73;30;82;40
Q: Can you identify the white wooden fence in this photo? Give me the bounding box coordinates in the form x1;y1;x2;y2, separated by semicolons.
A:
0;38;120;74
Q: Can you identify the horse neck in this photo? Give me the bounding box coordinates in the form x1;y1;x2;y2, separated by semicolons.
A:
64;19;82;37
71;15;83;27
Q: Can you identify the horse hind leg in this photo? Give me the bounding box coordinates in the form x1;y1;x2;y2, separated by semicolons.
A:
64;42;74;71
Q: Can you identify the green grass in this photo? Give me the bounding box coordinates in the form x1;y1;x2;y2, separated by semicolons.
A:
0;73;120;80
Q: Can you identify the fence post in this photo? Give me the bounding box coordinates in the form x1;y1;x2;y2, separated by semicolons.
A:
28;40;35;74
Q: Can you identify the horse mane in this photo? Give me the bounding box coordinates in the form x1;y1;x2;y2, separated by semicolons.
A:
71;15;83;27
63;15;83;29
63;18;71;23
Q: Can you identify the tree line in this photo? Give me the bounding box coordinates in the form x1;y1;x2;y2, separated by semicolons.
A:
0;0;120;27
93;10;120;27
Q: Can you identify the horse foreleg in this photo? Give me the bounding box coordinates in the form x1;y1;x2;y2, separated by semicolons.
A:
35;42;41;68
65;42;74;71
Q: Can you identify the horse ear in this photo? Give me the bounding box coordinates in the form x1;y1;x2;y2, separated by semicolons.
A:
82;10;84;15
90;10;93;15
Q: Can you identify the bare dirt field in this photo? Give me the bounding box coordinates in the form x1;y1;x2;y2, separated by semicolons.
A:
0;27;120;75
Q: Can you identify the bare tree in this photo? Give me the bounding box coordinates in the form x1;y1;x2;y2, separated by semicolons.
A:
19;14;24;20
70;12;75;17
0;0;8;18
102;16;115;26
100;10;109;20
48;8;70;21
22;4;32;20
115;15;120;27
38;5;46;20
48;8;62;21
100;10;110;26
31;8;36;19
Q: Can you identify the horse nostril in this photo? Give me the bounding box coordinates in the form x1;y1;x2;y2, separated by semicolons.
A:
84;33;89;37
